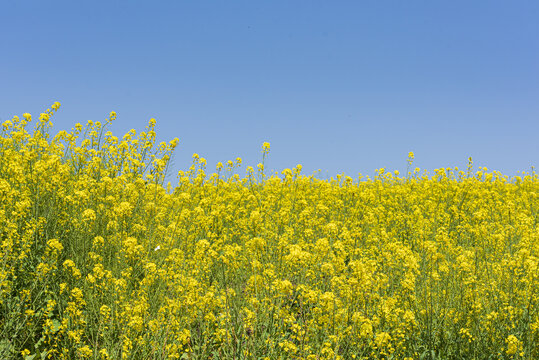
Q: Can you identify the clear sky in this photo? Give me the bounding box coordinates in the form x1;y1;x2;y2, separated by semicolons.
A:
1;1;538;181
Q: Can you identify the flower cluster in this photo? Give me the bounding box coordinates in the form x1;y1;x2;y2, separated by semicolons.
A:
0;104;537;359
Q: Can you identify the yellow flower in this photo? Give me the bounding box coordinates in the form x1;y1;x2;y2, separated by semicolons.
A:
21;349;31;356
82;208;97;222
99;348;110;360
3;103;538;359
77;345;92;358
375;331;392;348
505;335;521;356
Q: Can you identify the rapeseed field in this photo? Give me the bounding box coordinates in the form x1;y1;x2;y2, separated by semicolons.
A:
0;103;537;359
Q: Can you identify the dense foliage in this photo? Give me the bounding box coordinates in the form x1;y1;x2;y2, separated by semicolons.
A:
0;104;537;359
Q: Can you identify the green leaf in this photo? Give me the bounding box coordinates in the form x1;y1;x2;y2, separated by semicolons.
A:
34;336;45;350
0;338;14;355
51;319;61;333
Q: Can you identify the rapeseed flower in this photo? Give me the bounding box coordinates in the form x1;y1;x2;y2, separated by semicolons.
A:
0;103;537;359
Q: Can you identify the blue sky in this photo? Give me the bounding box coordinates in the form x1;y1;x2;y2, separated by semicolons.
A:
1;1;538;181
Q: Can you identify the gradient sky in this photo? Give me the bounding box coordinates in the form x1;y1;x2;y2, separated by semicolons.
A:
1;1;538;182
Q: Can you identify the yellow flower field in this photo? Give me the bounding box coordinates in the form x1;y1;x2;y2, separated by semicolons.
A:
0;103;538;359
